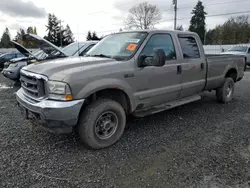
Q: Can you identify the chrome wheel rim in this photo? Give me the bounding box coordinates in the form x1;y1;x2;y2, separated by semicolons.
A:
225;82;233;98
95;111;118;139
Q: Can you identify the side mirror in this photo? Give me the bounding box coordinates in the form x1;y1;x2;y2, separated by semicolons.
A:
152;49;165;67
138;49;165;68
138;54;147;67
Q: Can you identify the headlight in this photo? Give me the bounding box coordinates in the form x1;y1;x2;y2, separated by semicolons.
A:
9;63;18;67
47;81;73;101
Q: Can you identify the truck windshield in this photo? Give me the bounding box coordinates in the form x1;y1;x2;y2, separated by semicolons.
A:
86;32;147;60
62;42;86;56
228;46;248;52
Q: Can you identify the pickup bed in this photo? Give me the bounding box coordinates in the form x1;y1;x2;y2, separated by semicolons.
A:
16;30;245;149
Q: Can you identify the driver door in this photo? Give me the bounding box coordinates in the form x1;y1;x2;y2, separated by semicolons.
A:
134;33;181;108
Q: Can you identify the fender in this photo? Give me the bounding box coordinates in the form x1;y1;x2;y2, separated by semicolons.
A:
223;63;238;79
75;78;137;112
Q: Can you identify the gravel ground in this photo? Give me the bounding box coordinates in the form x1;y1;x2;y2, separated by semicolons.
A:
1;72;250;188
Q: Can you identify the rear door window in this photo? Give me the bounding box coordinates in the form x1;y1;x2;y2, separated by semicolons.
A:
178;36;200;59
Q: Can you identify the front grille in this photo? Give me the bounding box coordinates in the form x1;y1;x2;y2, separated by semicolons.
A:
20;71;46;99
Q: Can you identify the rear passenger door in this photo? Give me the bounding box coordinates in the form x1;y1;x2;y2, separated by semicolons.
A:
177;35;207;98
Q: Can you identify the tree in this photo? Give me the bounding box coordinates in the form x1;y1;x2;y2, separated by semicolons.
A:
92;32;100;40
86;31;92;41
14;28;25;42
27;26;37;34
44;13;61;46
189;1;207;44
125;2;162;29
0;28;12;48
176;25;184;31
205;15;250;45
14;27;38;48
44;13;74;46
62;24;74;45
86;31;101;41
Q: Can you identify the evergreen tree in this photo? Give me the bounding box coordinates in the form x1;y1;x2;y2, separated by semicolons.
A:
44;13;61;46
189;1;207;44
0;28;12;48
176;25;184;31
86;31;92;41
14;28;25;42
63;24;74;45
34;27;37;35
86;31;101;41
92;32;100;40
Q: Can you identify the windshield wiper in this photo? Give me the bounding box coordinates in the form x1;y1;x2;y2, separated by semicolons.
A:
91;54;112;58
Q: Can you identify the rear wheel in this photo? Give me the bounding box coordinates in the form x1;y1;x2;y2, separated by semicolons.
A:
216;77;234;103
77;99;126;149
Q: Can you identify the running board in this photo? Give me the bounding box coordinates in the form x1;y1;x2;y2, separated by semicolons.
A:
133;95;201;118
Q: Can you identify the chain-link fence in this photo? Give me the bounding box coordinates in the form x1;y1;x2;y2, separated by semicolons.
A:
204;44;250;54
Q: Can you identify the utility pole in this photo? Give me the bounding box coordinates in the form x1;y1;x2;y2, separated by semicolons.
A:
173;0;177;30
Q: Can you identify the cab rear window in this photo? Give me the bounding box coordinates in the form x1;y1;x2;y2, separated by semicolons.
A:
178;36;200;59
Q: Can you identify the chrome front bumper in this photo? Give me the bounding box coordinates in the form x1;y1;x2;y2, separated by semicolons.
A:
16;88;84;133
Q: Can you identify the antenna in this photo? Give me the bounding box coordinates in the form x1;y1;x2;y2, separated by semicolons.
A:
77;24;80;56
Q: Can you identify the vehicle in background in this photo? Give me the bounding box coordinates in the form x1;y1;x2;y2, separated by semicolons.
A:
221;46;250;70
16;30;245;149
2;50;47;81
62;41;98;57
2;39;98;81
0;52;24;70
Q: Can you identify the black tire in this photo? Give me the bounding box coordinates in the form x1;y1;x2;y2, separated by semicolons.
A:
77;99;126;149
216;77;234;103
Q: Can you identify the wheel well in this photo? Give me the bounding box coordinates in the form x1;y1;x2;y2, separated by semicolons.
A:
85;89;131;114
225;69;237;82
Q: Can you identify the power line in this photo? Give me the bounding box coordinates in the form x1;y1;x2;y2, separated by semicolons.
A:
89;10;250;36
158;10;250;26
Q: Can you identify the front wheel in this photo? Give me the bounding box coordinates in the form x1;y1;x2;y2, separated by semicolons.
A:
77;99;126;149
216;77;235;103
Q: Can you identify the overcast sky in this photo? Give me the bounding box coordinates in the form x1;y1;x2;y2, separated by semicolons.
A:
0;0;250;41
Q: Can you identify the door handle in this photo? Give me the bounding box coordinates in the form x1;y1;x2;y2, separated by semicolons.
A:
201;63;204;70
177;65;182;74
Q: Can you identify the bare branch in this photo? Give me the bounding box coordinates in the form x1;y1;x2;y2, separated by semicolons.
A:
125;2;162;29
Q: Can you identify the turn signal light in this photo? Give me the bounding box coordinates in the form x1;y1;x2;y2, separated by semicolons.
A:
65;94;73;101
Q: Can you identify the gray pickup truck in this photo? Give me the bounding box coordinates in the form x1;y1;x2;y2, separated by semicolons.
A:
16;30;245;149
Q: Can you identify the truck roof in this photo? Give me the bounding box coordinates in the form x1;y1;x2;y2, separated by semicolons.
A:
115;29;196;35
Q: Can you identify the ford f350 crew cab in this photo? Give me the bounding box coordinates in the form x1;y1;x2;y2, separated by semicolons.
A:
16;30;245;149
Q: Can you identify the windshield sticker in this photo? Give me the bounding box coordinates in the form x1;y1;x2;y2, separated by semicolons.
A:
126;39;140;43
126;43;137;51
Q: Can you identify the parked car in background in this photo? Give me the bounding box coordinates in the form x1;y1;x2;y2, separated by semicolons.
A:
16;30;245;149
62;41;98;57
0;52;24;70
221;46;250;70
2;39;98;81
2;50;47;81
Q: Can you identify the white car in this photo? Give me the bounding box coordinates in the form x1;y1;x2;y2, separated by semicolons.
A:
221;46;250;69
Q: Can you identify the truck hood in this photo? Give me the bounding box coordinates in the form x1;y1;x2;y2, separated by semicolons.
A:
11;41;37;58
221;51;246;55
24;34;68;57
22;56;117;80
